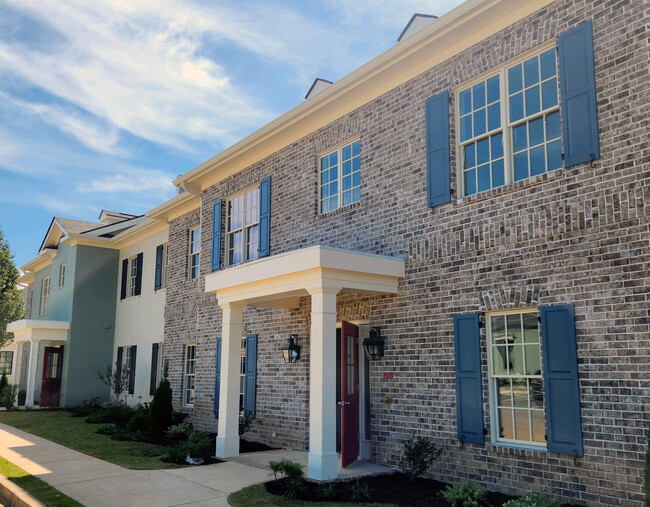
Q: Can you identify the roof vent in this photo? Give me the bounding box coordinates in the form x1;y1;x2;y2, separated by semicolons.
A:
397;13;438;42
305;78;333;100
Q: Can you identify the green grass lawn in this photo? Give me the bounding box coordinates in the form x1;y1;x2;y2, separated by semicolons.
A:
0;455;83;507
228;484;396;507
0;410;183;470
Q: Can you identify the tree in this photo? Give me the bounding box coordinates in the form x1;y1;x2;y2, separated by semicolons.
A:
98;361;130;402
0;227;24;347
149;360;173;434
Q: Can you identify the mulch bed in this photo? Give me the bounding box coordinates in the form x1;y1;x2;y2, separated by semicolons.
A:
239;438;279;453
265;473;516;506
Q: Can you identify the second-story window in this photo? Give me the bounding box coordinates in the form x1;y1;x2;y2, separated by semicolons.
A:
320;139;361;214
128;256;138;297
40;276;50;315
188;226;200;279
227;187;259;266
58;263;66;288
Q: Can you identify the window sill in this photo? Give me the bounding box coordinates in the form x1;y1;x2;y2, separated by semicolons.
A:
486;442;548;458
455;167;563;207
318;200;362;219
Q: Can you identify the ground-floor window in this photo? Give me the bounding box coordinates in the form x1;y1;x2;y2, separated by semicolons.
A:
0;351;13;375
488;309;545;446
239;337;246;412
184;345;196;407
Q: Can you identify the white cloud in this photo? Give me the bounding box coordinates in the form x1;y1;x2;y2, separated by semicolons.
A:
77;170;174;194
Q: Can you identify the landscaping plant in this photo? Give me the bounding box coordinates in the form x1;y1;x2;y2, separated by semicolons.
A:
239;410;253;436
126;404;151;433
0;383;18;410
149;360;173;434
97;361;130;402
166;422;194;440
85;400;134;427
442;481;487;507
502;492;560;507
268;459;305;499
0;371;8;391
348;479;371;502
400;435;442;480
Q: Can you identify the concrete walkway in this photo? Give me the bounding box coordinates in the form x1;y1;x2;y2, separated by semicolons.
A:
0;424;272;507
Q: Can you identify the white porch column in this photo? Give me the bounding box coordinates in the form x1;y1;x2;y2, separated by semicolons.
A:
215;301;246;458
12;342;23;405
307;287;340;481
24;341;39;408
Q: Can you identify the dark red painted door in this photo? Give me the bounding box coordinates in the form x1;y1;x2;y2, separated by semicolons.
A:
40;347;63;407
340;321;359;468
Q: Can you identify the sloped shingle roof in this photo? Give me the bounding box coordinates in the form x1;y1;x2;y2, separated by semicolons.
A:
54;217;102;235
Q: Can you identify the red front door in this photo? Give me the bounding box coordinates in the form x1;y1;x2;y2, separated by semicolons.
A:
340;321;359;468
40;347;63;407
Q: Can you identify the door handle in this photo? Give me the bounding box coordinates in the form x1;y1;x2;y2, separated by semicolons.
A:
337;401;350;406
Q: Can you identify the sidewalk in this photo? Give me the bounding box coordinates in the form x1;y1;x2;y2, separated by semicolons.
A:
0;423;272;507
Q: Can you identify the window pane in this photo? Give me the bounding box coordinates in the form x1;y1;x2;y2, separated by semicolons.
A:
343;190;352;206
477;138;489;165
464;143;476;169
499;408;514;439
529;117;544;147
514;152;529;181
514;408;531;441
491;133;503;159
491;159;505;188
507;314;522;344
464;169;476;196
542;78;558;109
547;140;563;171
530;381;544;410
342;175;351;191
343;160;351;175
329;167;338;182
352;140;360;156
321;170;329;184
540;48;556;80
460;115;472;142
509;93;524;122
329;151;338;166
531;410;545;442
487;75;500;104
330;195;338;209
342;144;351;160
321;157;329;170
352;156;360;173
321;199;329;213
352;187;360;203
459;89;472;115
509;345;524;375
513;123;528;153
488;103;501;131
321;185;329;199
478;164;491;192
493;345;507;375
545;111;561;140
491;315;505;342
496;378;513;407
525;344;542;376
473;109;486;137
524;56;539;87
512;378;528;407
530;145;546;176
472;81;485;109
508;65;522;94
330;181;338;196
525;85;541;116
523;313;539;343
352;171;360;187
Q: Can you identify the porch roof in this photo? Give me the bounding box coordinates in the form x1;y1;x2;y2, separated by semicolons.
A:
7;320;70;343
204;245;405;308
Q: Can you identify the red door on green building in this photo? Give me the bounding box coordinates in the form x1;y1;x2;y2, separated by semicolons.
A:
40;347;63;407
340;321;359;468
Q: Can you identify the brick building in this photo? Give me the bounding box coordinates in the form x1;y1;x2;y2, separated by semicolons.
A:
153;0;649;504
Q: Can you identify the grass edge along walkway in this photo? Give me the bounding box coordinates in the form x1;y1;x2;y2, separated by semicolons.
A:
0;455;83;507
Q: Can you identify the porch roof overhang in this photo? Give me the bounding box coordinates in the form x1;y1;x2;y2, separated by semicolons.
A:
7;320;70;343
204;245;405;308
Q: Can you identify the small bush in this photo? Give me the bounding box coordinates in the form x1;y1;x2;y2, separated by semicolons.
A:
111;428;141;442
171;410;188;426
126;406;151;433
239;410;253;436
70;396;101;417
0;384;19;410
0;371;8;391
348;480;371;502
166;423;194;440
442;481;487;507
17;389;26;406
185;431;213;460
400;435;442;480
269;459;304;481
85;401;134;427
96;424;117;435
149;379;173;434
503;492;560;507
163;444;187;464
318;482;336;501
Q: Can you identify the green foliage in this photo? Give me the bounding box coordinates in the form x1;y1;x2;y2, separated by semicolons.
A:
239;410;253;436
95;424;116;435
17;389;26;406
645;426;649;507
503;492;560;507
163;443;188;464
269;459;304;481
400;435;442;480
171;410;188;426
442;481;487;507
85;401;134;427
166;422;194;440
348;480;371;502
69;396;101;417
317;481;336;501
0;228;24;347
110;428;141;442
185;430;212;460
0;371;8;390
126;405;151;433
149;378;173;434
0;383;18;410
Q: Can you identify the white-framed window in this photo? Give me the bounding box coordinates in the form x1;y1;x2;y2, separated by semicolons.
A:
183;344;196;406
457;44;561;197
40;276;50;315
188;227;200;280
239;336;246;412
161;243;169;289
226;188;260;266
124;346;134;376
0;351;13;375
58;263;66;288
487;309;545;447
128;256;138;297
319;139;361;214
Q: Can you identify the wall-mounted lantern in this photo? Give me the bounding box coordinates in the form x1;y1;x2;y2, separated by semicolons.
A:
363;327;385;361
281;335;301;363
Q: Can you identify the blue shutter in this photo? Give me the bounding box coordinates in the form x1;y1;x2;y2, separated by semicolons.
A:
120;260;128;300
540;304;583;456
244;334;257;417
453;313;484;444
558;21;599;167
426;90;451;208
134;253;143;296
150;343;159;395
128;345;137;395
214;338;222;414
154;245;163;290
258;177;271;258
211;200;223;271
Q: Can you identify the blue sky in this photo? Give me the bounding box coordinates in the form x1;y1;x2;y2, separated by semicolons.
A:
0;0;462;267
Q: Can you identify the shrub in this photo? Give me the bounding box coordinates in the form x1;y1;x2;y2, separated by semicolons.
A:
171;410;188;426
126;406;151;433
185;431;213;460
85;401;134;427
166;423;194;440
0;384;19;410
0;371;8;391
17;390;26;406
239;411;253;436
348;480;371;502
318;482;336;501
503;492;560;507
96;424;117;435
70;396;101;417
149;378;173;434
269;459;304;481
163;444;187;464
400;435;442;480
110;428;141;442
442;481;487;507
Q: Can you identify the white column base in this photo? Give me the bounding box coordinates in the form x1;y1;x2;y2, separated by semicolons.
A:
307;452;339;481
215;435;240;458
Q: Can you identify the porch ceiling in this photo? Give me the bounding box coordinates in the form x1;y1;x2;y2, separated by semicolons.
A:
7;319;70;343
204;245;405;308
